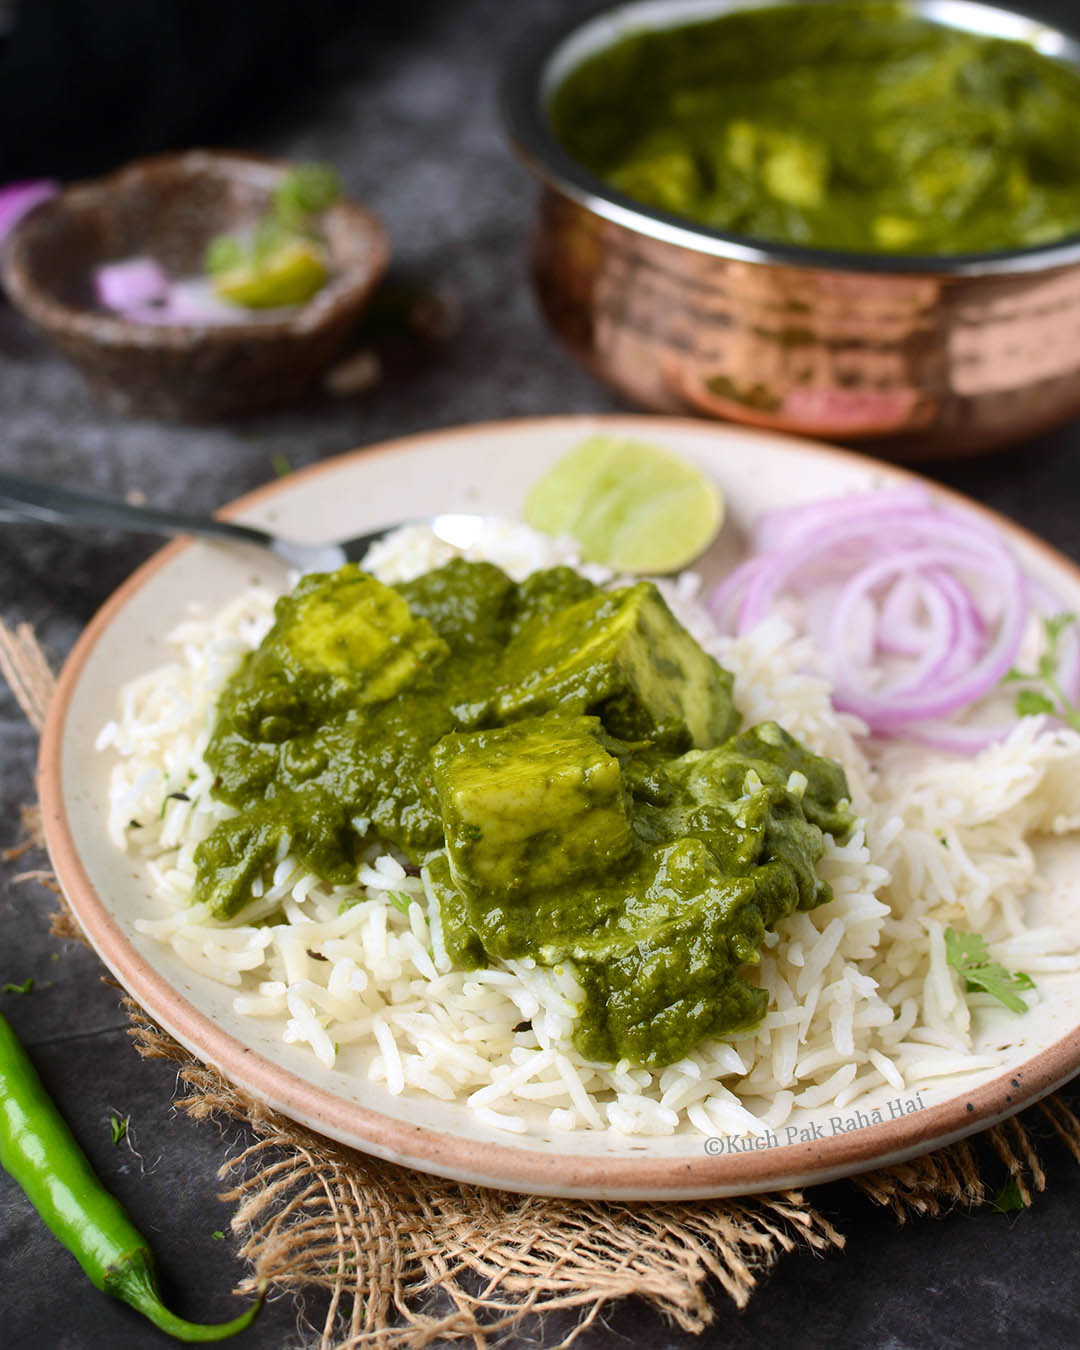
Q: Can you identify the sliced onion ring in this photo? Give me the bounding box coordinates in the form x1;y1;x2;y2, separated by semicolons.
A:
0;180;58;245
825;544;1025;727
705;489;1071;749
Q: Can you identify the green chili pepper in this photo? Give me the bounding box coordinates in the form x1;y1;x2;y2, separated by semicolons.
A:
0;1013;263;1341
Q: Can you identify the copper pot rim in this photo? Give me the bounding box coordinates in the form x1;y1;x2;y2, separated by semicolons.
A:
502;0;1080;278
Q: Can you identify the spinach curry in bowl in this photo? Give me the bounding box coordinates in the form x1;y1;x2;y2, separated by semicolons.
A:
548;1;1080;255
194;558;852;1070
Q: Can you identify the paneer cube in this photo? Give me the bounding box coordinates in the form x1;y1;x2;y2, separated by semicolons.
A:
431;713;636;900
226;565;449;742
495;581;738;751
274;565;448;702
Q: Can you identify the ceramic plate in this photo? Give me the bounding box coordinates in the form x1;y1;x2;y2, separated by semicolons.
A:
39;415;1080;1199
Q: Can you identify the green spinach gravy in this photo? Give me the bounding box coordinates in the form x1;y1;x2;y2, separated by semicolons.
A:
196;560;852;1067
548;2;1080;254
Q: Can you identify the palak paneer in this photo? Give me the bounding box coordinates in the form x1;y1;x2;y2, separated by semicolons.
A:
195;559;853;1067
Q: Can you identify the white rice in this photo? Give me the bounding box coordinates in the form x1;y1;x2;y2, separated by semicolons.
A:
99;523;1080;1138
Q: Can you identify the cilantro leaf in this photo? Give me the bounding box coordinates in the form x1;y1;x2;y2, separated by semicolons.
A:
1015;689;1056;718
387;891;413;916
205;234;247;276
945;928;1034;1014
991;1178;1026;1214
945;929;985;966
109;1113;130;1146
1007;613;1080;732
963;963;1035;1013
273;164;342;225
211;1230;226;1241
271;452;293;479
2;978;33;995
1044;612;1076;645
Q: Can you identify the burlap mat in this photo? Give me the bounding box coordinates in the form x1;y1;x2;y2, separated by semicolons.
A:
3;616;1079;1349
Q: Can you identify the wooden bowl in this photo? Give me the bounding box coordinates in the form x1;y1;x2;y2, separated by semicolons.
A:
1;150;390;420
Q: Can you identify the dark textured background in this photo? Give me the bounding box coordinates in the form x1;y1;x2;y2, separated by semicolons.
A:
2;2;1080;1346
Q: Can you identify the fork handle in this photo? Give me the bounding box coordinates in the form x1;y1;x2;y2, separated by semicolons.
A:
0;471;274;552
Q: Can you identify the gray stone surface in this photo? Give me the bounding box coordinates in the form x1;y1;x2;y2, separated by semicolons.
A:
1;1;1079;1346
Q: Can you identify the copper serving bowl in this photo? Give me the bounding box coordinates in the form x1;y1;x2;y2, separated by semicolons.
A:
2;150;389;420
504;0;1080;459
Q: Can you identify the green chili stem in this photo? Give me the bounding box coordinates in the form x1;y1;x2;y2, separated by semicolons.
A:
0;1013;262;1341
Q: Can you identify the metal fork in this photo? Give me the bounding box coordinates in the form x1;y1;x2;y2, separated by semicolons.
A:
0;470;493;573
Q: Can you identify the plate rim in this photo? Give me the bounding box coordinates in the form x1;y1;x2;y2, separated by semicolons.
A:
37;412;1080;1199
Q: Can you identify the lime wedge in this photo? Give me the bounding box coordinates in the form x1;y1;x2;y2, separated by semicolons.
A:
524;436;724;573
214;239;329;309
